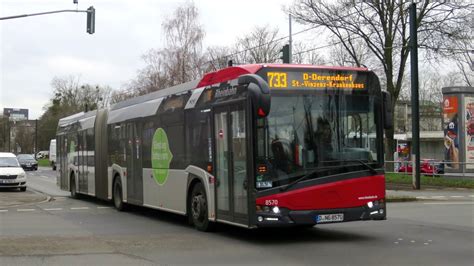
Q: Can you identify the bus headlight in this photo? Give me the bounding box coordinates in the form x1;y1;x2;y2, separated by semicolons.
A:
367;201;374;208
272;206;280;214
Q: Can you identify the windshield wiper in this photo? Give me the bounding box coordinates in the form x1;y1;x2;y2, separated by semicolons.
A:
329;159;378;174
280;167;335;192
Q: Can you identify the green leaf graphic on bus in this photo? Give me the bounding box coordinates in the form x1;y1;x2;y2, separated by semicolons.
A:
151;128;173;185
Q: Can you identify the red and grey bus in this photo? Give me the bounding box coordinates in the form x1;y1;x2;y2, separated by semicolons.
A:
56;64;392;231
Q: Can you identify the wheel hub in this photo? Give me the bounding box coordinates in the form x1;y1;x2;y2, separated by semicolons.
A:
192;194;204;220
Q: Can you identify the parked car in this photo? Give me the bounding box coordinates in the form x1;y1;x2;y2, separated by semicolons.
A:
0;152;27;191
397;159;440;175
36;151;49;159
16;154;38;171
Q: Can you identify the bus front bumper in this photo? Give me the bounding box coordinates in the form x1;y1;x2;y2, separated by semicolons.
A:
255;203;386;227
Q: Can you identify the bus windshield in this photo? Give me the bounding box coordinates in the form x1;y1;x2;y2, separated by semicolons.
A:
256;92;380;190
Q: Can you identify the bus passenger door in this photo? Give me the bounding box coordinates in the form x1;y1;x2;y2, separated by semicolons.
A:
126;123;143;205
214;102;249;225
78;131;87;192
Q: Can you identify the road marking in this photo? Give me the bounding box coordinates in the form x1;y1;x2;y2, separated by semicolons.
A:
44;208;62;211
416;196;428;199
410;240;416;243
70;207;89;210
397;238;403;241
0;210;8;213
17;209;35;212
97;206;111;209
424;243;429;245
469;195;474;198
450;196;465;198
394;242;399;244
431;196;446;199
423;202;474;205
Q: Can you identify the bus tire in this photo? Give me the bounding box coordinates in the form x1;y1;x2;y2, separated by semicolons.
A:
189;182;214;232
113;177;126;211
70;174;80;199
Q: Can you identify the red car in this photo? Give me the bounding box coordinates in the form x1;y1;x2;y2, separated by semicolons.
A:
397;159;438;175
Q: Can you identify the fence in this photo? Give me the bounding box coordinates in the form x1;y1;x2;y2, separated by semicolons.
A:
385;160;474;177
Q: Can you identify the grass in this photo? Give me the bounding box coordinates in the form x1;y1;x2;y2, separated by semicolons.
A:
385;173;474;189
37;159;50;167
386;195;417;202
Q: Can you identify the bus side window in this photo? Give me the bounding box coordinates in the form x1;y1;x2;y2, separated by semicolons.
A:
186;110;211;169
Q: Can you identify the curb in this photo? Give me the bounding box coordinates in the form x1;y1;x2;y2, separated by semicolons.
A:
386;196;418;202
387;183;474;191
0;189;50;209
28;187;53;204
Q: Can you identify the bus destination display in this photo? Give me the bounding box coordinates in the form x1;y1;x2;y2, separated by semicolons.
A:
267;71;366;90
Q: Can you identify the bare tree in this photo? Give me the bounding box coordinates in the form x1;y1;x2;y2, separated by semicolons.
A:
233;25;283;64
130;2;206;93
14;121;34;154
452;46;474;86
204;46;233;71
36;75;112;151
162;1;206;84
292;42;326;65
289;0;473;164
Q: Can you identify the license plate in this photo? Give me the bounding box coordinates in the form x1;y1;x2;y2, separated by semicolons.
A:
0;179;16;183
316;213;344;223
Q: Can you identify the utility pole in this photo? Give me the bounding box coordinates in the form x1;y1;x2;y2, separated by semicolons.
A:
35;119;38;159
289;14;293;64
410;2;421;190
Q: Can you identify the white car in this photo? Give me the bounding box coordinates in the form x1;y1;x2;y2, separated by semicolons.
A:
0;152;27;191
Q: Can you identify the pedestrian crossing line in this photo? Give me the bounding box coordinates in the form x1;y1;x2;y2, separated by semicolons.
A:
0;210;8;213
413;195;473;200
44;208;63;211
17;209;35;212
97;206;112;209
70;207;90;210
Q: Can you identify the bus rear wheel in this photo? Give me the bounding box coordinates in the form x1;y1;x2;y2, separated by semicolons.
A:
113;178;126;211
190;182;213;231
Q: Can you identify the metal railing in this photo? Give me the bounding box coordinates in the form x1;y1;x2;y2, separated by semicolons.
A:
385;160;474;177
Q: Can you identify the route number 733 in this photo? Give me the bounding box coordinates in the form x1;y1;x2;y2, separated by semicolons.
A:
267;72;288;88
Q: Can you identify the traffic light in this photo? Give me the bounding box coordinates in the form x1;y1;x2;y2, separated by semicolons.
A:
86;6;95;34
280;44;290;63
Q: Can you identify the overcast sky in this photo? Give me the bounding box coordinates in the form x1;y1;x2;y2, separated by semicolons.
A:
1;0;304;119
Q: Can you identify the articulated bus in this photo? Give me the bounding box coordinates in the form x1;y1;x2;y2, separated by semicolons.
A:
56;64;392;231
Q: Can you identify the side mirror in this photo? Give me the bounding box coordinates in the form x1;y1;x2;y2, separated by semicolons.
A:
238;74;271;118
382;91;393;130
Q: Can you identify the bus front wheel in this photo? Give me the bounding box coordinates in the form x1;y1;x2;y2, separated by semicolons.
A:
113;178;126;211
190;182;213;231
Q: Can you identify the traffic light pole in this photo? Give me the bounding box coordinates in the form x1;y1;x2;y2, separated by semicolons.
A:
0;9;86;20
410;3;421;190
289;14;293;64
0;7;95;34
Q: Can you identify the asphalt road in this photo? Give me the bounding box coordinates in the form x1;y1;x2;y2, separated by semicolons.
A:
0;168;473;265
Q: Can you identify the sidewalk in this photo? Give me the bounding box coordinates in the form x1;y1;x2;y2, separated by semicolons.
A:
387;184;474;201
0;189;49;208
